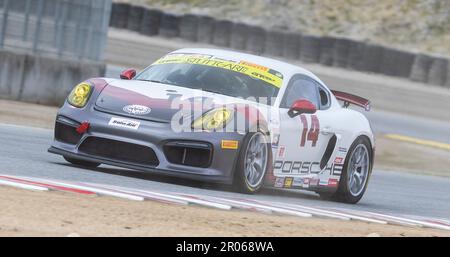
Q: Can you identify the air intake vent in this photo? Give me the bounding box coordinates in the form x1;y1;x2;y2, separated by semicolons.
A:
79;137;159;166
164;141;212;168
55;122;82;145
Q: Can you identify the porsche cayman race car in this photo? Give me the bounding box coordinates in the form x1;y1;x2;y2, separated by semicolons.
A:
49;48;374;204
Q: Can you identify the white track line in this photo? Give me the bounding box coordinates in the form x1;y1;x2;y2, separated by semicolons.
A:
139;191;232;210
200;196;312;218
0;178;49;191
191;196;273;215
326;208;422;227
265;202;351;221
364;212;450;231
17;177;144;201
11;175;230;210
83;182;189;205
89;184;232;210
237;199;387;224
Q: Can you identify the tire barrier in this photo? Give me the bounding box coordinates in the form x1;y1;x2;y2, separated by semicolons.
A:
212;20;233;47
230;23;249;50
109;3;450;87
110;3;130;29
347;40;365;70
127;5;144;32
245;26;266;55
428;57;448;86
319;36;336;66
0;50;26;101
410;54;433;83
139;9;163;36
264;30;284;57
359;44;383;73
0;50;105;106
282;32;301;60
299;35;321;63
333;38;353;68
159;13;180;38
446;64;450;88
379;48;415;78
196;15;215;43
179;14;199;42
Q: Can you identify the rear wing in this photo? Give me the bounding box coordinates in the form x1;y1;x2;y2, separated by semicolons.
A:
331;90;371;111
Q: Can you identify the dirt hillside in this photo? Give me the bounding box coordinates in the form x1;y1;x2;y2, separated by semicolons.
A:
122;0;450;57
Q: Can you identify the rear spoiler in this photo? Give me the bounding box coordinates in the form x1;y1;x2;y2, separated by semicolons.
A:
331;90;371;111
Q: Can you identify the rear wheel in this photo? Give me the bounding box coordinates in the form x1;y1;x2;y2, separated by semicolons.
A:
321;136;372;204
63;156;101;168
234;132;271;194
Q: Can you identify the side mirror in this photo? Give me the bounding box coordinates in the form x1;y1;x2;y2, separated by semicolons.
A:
120;68;136;80
288;99;317;118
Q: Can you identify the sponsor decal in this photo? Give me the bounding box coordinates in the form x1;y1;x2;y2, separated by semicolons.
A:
274;160;344;176
153;54;283;88
239;61;269;72
328;179;339;187
221;140;239;150
277;146;286;158
274;177;285;188
284;177;293;188
334;157;344;164
271;134;280;148
319;179;329;186
292;177;303;187
309;177;320;186
123;105;151;115
338;147;348;153
108;117;140;130
302;178;310;188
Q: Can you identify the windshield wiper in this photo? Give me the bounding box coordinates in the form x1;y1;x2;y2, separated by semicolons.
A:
135;79;179;87
200;88;223;95
135;79;164;84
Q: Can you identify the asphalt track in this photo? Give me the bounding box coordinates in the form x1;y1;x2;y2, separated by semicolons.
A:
1;123;450;220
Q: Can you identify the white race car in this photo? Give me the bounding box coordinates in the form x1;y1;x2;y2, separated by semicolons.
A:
49;48;374;204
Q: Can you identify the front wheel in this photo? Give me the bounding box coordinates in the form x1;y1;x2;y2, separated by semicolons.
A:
233;132;271;194
322;136;373;204
63;156;101;168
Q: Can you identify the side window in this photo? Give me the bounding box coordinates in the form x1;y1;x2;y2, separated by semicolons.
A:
281;76;320;109
318;86;330;110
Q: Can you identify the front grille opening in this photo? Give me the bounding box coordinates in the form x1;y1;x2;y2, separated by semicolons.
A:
79;137;159;166
164;143;212;168
55;122;82;145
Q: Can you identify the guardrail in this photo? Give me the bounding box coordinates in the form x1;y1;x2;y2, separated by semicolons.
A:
109;2;450;88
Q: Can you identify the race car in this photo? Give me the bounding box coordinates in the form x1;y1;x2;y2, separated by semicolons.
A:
48;48;374;204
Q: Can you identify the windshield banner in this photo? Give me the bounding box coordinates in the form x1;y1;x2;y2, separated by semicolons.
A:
152;54;284;88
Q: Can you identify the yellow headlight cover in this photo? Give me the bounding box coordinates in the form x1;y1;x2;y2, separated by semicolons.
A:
192;108;232;130
68;82;92;108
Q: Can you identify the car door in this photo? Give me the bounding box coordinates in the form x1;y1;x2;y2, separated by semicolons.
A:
274;74;335;178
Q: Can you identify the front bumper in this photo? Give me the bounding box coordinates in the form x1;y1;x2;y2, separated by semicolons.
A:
48;103;245;184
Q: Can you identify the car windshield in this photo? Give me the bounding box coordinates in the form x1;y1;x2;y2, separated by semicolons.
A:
134;54;283;105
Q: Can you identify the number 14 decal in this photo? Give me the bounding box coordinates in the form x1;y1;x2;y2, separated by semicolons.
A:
300;115;320;147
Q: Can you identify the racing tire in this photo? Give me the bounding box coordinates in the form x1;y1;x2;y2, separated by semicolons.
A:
63;156;101;168
321;136;373;204
233;131;272;194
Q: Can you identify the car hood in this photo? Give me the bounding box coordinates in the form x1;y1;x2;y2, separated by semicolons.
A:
95;79;268;123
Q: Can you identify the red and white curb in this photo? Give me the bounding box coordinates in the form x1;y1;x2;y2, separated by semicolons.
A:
1;174;450;232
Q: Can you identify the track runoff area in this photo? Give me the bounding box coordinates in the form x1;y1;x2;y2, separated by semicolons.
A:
1;174;449;231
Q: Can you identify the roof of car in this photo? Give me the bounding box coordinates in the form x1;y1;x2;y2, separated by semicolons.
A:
170;48;322;83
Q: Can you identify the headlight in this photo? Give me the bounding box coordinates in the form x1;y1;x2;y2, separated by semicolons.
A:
67;82;93;108
192;108;233;130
